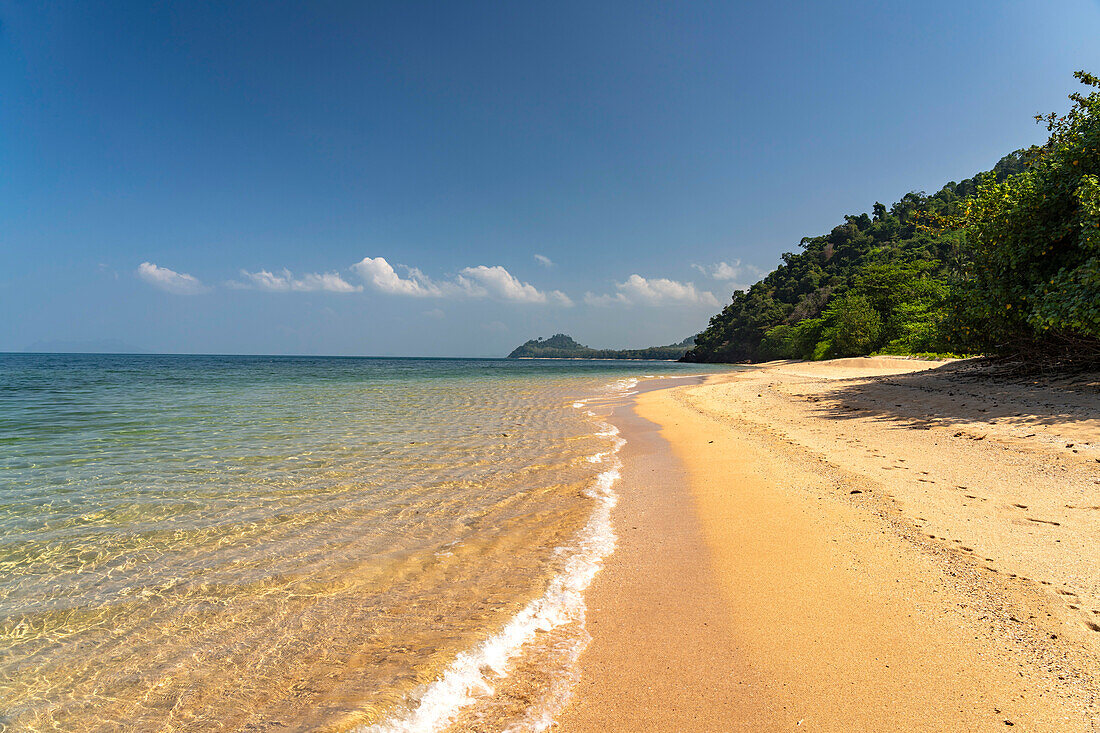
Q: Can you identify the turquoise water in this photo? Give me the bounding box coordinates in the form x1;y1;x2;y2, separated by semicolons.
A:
0;354;720;732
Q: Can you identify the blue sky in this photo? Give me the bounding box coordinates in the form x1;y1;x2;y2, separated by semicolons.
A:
3;1;1099;356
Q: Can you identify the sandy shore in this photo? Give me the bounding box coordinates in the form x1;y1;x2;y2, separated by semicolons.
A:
557;357;1100;731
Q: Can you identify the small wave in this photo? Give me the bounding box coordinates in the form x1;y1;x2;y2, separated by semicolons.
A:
608;377;638;393
360;421;626;733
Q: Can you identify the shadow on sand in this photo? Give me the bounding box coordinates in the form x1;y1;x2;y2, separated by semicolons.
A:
804;360;1100;432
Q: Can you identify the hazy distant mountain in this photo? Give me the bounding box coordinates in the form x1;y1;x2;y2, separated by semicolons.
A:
507;334;694;360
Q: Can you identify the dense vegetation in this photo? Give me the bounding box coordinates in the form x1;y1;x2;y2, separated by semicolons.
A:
508;333;694;360
685;72;1100;366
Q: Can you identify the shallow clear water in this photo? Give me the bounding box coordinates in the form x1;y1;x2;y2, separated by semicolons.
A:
0;354;720;732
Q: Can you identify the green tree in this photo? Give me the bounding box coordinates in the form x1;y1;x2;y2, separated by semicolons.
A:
822;294;883;356
953;71;1100;361
683;72;1097;366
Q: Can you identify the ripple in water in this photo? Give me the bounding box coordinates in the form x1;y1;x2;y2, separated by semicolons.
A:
0;355;718;731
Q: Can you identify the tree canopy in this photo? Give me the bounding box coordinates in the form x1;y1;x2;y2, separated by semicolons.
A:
949;70;1100;362
685;72;1099;367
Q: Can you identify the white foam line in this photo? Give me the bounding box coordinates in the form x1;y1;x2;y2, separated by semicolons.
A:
610;378;638;392
360;386;630;733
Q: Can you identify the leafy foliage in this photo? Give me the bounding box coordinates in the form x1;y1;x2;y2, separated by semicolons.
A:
685;177;985;361
685;72;1099;366
949;71;1100;362
825;294;883;357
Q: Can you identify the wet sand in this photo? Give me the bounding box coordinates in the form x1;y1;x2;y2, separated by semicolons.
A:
558;357;1100;731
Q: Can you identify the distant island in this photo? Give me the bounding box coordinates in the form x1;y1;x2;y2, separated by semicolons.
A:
507;334;695;360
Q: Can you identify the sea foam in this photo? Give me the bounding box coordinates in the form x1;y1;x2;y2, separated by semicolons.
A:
360;390;628;733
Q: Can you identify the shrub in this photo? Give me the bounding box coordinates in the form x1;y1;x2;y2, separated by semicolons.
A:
823;294;883;356
953;71;1100;361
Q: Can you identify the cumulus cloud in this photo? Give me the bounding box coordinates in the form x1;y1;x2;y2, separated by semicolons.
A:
584;274;718;307
232;268;361;293
136;262;208;295
352;257;445;297
534;254;553;268
457;265;572;305
353;257;572;305
692;260;765;284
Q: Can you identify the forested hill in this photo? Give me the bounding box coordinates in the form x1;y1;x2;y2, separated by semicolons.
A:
684;72;1100;367
508;334;694;360
682;153;1027;362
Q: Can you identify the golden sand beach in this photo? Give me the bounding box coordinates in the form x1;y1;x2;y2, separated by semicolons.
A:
557;357;1100;732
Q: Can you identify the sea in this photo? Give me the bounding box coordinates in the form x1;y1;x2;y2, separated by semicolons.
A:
0;354;723;732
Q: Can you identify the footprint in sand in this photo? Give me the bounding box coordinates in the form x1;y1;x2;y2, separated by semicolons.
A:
1026;518;1061;526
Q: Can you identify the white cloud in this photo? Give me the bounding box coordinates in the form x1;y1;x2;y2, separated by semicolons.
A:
457;265;572;305
584;274;718;307
534;254;553;268
692;261;738;280
692;260;765;284
423;308;445;319
232;268;361;293
354;257;572;305
582;292;628;306
137;262;207;295
352;257;445;297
